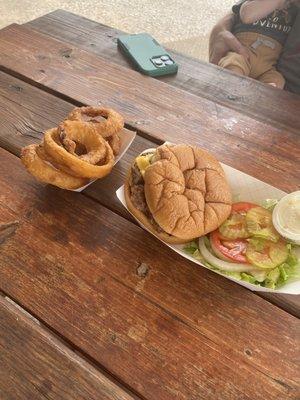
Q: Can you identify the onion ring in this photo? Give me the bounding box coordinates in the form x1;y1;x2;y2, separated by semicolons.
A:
107;133;121;156
36;142;85;178
61;135;76;155
67;106;124;138
60;138;86;158
43;125;114;179
21;143;88;190
59;122;107;164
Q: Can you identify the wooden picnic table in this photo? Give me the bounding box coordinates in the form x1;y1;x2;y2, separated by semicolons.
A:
0;10;299;400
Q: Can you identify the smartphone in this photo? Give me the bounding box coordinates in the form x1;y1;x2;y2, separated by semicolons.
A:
117;33;178;77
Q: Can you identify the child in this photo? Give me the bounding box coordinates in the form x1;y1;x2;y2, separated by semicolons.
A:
218;0;299;88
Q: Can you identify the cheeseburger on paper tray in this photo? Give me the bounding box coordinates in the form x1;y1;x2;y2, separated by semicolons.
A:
125;143;232;243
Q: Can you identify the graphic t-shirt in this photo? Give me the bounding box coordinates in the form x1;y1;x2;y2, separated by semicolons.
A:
232;0;298;45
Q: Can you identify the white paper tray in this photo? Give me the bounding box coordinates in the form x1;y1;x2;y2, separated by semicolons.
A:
116;150;299;294
73;128;136;192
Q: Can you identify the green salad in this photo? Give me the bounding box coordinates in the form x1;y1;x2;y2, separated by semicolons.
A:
183;201;300;289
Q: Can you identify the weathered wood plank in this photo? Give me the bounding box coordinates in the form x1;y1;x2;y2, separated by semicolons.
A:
0;295;138;400
1;71;299;318
0;146;299;400
0;25;299;194
259;293;300;321
25;9;300;134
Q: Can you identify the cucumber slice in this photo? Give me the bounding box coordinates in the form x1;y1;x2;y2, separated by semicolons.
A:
219;213;250;239
246;239;288;269
246;207;279;242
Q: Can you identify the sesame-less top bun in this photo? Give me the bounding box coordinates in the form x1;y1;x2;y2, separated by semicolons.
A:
144;144;232;241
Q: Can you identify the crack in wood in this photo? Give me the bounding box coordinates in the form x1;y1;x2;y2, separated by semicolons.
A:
0;221;19;245
16;121;43;139
9;84;23;92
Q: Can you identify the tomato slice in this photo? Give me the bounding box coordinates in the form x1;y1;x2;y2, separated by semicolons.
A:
231;202;258;213
210;230;249;263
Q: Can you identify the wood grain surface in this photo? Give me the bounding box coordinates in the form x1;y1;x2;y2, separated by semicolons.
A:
1;25;299;194
0;147;299;400
1;19;300;400
0;295;137;400
25;9;300;134
1;71;299;318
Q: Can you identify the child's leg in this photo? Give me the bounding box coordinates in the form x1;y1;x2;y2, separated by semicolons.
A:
218;52;251;77
258;69;286;89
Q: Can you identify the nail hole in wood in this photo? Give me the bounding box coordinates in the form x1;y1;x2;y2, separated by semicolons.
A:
245;349;252;356
137;263;149;278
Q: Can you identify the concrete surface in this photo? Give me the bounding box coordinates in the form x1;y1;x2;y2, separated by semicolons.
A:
0;0;233;61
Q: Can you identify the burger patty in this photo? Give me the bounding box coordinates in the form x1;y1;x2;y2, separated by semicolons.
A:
130;184;149;214
130;164;148;210
130;164;164;233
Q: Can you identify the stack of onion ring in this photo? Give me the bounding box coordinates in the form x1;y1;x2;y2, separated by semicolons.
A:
64;106;124;156
21;106;124;190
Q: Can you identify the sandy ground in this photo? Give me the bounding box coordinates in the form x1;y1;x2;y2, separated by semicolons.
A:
0;0;233;61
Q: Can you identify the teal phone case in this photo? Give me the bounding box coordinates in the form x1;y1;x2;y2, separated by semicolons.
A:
117;33;178;77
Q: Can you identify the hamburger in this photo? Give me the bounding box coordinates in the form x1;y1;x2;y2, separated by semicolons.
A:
125;144;232;244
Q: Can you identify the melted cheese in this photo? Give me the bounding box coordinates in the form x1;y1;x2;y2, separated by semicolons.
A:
136;154;153;176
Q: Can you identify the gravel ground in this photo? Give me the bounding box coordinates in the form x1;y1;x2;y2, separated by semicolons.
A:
0;0;234;60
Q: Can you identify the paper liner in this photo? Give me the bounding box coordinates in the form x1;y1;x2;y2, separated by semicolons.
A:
116;148;299;294
73;128;136;192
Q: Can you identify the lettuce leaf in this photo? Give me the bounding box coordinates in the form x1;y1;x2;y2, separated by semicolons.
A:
262;199;278;212
183;241;198;255
264;268;280;289
285;250;298;267
241;273;257;284
192;249;204;262
222;271;242;280
183;238;299;290
183;242;206;263
263;246;300;288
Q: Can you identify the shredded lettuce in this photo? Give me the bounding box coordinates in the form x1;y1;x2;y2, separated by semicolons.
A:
286;250;298;267
192;249;204;261
262;246;300;288
183;242;207;263
183;241;198;255
222;271;242;280
241;273;257;284
264;268;280;289
183;239;299;290
262;198;278;211
251;270;268;282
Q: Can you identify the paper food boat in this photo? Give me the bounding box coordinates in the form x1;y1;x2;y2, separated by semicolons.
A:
73;128;136;192
116;147;299;294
